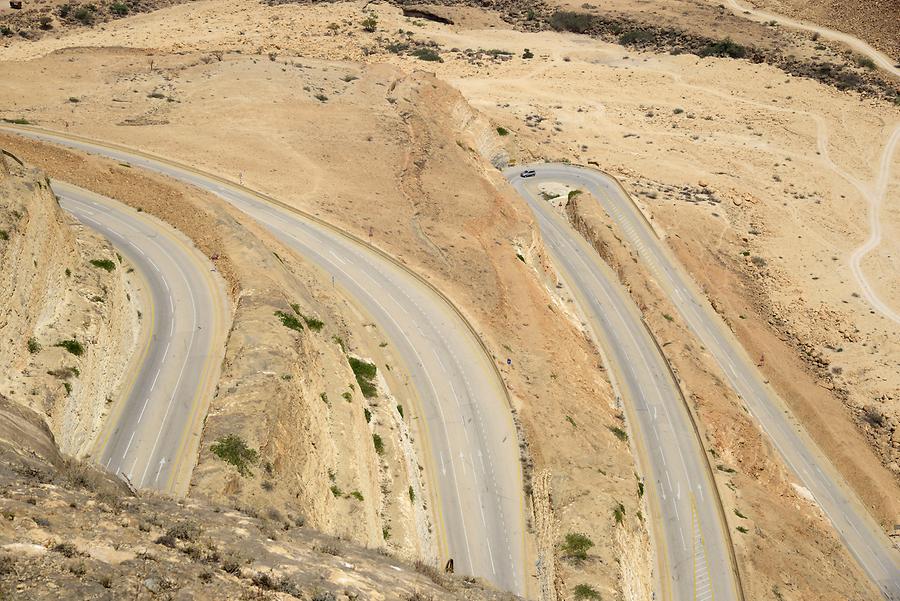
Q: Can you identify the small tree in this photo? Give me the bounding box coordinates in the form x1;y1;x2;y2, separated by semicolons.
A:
560;532;594;561
210;434;258;476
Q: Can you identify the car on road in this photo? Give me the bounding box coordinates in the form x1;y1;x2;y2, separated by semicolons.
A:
520;169;536;178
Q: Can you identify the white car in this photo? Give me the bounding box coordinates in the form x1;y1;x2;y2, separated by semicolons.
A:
520;169;536;178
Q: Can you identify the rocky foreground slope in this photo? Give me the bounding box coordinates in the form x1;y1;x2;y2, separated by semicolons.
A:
0;394;514;601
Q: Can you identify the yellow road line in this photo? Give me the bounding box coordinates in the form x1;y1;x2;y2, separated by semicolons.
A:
693;496;716;601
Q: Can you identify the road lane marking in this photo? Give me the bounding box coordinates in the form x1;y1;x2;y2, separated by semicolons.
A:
138;397;150;422
122;431;136;463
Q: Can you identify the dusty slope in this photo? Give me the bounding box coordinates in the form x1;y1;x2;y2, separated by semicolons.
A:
0;0;895;597
383;8;899;501
0;135;432;560
0;150;138;457
0;394;517;601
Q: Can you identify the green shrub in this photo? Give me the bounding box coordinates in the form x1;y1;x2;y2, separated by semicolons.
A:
210;434;258;476
372;433;384;455
89;258;115;272
73;6;94;25
856;55;876;70
110;2;128;16
27;338;41;354
0;230;7;241
302;314;324;331
700;38;746;59
361;14;377;32
275;310;304;332
55;339;84;356
736;525;748;534
618;30;653;45
608;425;628;442
567;189;582;201
613;502;625;525
349;490;364;501
408;486;415;502
496;126;509;136
2;118;30;125
411;47;442;62
385;42;409;54
522;48;534;59
349;357;378;398
560;532;594;561
166;521;200;541
549;11;594;34
573;584;601;601
363;408;371;423
330;484;342;497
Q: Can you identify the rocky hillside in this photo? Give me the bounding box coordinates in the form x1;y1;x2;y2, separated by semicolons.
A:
0;135;432;562
0;150;137;457
0;392;516;601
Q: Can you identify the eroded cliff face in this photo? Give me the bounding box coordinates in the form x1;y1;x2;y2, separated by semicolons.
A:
193;288;389;549
0;153;138;457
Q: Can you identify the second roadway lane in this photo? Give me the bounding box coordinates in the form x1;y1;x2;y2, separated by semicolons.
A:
511;164;900;600
55;182;230;497
508;170;740;601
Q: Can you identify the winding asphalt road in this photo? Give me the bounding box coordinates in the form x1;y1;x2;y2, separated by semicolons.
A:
510;164;900;600
507;171;740;601
7;127;527;596
54;182;229;497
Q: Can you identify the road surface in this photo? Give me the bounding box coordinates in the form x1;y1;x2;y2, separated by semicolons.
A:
54;182;230;497
507;172;740;601
511;164;900;600
7;127;527;596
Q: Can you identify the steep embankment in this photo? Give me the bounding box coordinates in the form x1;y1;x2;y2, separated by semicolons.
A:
0;135;429;561
0;392;513;601
0;151;138;457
